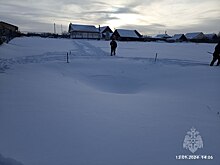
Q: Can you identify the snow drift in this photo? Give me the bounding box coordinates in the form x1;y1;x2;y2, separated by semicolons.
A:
0;154;23;165
0;37;219;165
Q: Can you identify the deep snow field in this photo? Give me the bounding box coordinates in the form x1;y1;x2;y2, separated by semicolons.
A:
0;37;220;165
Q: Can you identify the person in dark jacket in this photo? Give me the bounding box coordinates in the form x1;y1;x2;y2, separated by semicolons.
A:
110;39;117;56
210;41;220;66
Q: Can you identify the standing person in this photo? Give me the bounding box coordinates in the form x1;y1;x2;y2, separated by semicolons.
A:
210;41;220;66
110;38;117;56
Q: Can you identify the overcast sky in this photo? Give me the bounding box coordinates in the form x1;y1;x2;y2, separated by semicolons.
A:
0;0;220;35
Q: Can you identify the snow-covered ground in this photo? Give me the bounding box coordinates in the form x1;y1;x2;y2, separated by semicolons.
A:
0;37;219;165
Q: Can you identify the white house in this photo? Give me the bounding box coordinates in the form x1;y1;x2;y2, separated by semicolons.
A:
185;32;206;40
68;23;100;39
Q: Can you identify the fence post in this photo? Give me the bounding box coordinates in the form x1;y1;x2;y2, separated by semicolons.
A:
67;52;69;63
154;53;158;63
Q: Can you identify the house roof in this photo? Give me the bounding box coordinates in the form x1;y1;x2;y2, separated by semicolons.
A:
100;26;113;33
205;33;217;39
167;34;187;41
185;32;204;39
100;26;107;33
172;34;185;39
155;34;171;39
115;29;141;38
0;21;18;30
69;23;99;33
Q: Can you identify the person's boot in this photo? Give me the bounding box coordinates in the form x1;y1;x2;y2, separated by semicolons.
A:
210;60;215;66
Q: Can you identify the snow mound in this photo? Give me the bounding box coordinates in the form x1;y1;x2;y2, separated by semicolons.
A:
0;154;23;165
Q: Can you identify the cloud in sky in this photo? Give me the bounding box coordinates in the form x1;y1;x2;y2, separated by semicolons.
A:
0;0;219;35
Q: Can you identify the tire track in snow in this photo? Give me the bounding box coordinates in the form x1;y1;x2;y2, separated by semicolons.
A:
71;40;109;57
71;40;208;67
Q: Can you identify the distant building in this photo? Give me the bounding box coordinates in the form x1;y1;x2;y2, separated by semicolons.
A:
185;32;206;40
0;21;18;43
204;33;218;41
100;26;113;40
155;33;171;39
68;23;99;39
0;21;18;34
167;34;187;42
112;29;142;41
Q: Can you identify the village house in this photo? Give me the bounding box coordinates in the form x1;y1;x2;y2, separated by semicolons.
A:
0;21;18;43
155;33;171;39
204;33;218;42
100;26;113;40
167;34;187;42
185;32;206;41
153;33;171;42
68;23;100;39
112;29;142;41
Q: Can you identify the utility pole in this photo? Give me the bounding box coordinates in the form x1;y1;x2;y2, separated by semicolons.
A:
98;25;101;40
61;24;63;34
54;23;56;34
